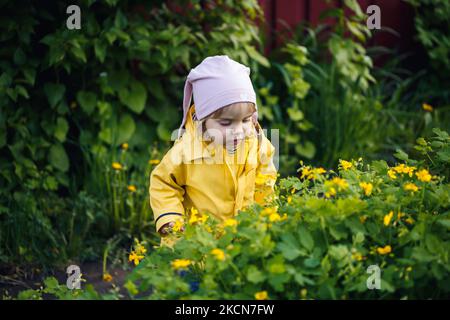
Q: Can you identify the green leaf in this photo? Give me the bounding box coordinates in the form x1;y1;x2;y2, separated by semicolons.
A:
295;141;316;159
119;81;147;114
394;149;409;161
287;107;304;121
298;225;314;251
244;45;270;68
94;40;106;63
246;265;266;284
116;114;136;145
76;91;97;115
54;117;69;142
49;143;69;172
44;83;65;108
14;48;26;65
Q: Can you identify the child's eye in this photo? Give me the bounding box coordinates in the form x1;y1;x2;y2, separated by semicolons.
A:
243;118;251;123
219;121;231;126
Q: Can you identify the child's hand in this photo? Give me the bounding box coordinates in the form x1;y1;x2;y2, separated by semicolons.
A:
159;221;185;236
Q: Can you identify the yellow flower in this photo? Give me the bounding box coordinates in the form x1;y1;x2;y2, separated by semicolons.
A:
112;162;123;170
171;259;192;270
121;143;129;150
422;103;433;112
394;164;416;177
387;169;397;180
223;218;238;227
269;213;282;222
127;185;137;192
255;291;269;300
360;215;368;224
404;182;419;192
291;188;296;194
331;177;348;190
377;245;392;255
287;196;292;204
301;166;327;180
339;160;353;171
325;186;337;198
359;182;373;196
416;169;432;182
134;239;147;255
188;207;208;225
406;266;413;272
128;251;144;266
103;273;113;282
384;211;394;226
261;207;278;217
405;217;415;225
210;248;226;261
148;159;160;165
172;220;184;232
352;252;363;261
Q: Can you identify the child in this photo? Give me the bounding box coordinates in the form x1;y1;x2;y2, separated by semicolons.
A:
149;55;277;248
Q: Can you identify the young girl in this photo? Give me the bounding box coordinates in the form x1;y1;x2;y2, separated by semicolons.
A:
149;55;277;248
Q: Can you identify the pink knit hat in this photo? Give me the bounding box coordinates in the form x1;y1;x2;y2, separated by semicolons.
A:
177;55;258;139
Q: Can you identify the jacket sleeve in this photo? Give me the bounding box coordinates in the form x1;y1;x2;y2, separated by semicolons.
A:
149;144;186;233
254;130;278;206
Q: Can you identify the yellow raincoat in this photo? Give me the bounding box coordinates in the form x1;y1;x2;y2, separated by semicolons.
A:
149;104;277;247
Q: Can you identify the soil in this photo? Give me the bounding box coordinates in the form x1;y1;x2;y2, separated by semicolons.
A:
0;261;131;299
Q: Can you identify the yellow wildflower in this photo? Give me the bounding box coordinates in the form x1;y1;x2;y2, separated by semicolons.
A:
384;211;394;226
387;169;397;180
405;217;414;225
188;207;208;225
377;245;392;255
172;220;184;232
291;188;296;194
121;143;128;150
359;182;373;196
269;213;282;222
210;248;226;261
325;186;337;198
416;169;432;182
422;103;433;112
127;185;137;192
255;291;269;300
103;273;113;282
331;177;348;190
112;162;123;170
261;207;278;217
339;160;353;171
128;251;144;266
360;215;368;224
171;259;192;270
352;252;363;261
287;196;292;204
404;182;419;192
223;218;238;227
394;164;416;177
148;159;160;165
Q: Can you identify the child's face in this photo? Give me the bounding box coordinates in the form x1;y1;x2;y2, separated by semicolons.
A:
203;102;255;150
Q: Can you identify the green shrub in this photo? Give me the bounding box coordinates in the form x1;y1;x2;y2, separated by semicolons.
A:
123;128;449;300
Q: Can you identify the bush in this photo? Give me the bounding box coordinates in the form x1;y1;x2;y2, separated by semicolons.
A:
123;132;449;300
